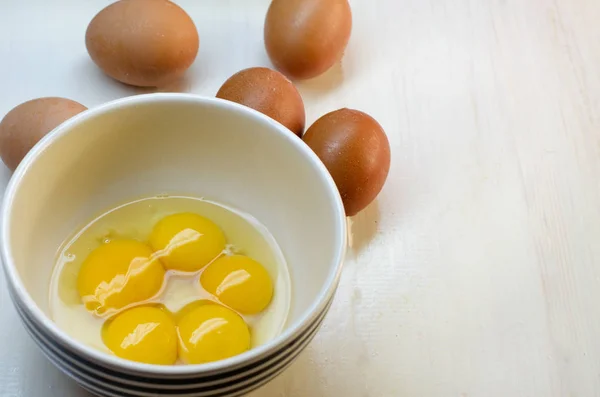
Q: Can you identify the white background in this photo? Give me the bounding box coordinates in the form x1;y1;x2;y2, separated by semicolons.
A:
1;0;600;396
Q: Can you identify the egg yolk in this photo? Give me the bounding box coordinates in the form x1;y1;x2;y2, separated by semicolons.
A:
200;255;273;315
77;240;165;316
149;212;226;272
102;306;177;365
177;303;250;364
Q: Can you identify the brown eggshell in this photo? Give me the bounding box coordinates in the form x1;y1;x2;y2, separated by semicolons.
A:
303;109;390;216
86;0;199;87
216;67;305;136
0;97;87;171
264;0;352;80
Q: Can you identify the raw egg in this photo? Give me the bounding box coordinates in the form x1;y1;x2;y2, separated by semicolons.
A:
51;196;292;364
303;108;391;216
149;212;226;272
264;0;352;80
177;303;251;364
85;0;199;87
200;255;273;315
102;305;177;365
216;67;305;136
0;97;86;171
77;239;165;316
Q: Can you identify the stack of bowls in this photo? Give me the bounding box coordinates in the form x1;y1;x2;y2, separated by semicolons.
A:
1;94;347;397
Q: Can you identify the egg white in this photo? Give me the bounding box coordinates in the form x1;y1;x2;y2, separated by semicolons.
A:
49;195;291;360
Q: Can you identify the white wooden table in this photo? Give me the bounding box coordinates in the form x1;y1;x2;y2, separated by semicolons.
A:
2;0;600;396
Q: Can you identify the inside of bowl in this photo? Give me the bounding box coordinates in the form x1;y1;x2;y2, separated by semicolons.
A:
5;95;345;335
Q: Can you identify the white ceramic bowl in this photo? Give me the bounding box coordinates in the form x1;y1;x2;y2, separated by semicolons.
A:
0;93;346;397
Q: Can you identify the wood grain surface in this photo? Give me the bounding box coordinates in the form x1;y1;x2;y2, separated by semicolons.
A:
1;0;599;396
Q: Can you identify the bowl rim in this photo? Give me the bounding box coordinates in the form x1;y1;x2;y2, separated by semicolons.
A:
0;93;347;376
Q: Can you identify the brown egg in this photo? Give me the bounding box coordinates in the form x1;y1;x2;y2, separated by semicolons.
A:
264;0;352;80
86;0;199;87
216;67;305;136
303;109;390;216
0;98;87;171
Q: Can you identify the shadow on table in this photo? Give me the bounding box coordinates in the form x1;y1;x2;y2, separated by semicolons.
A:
17;345;94;396
348;200;381;254
296;63;345;101
69;57;194;104
245;348;328;397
